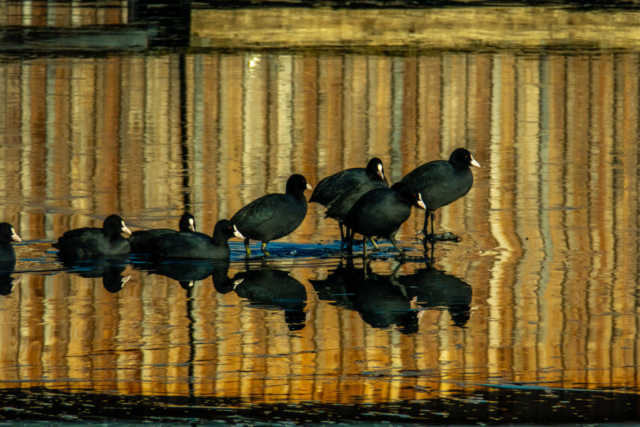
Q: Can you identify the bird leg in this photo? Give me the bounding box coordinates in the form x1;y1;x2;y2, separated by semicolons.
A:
363;237;368;260
421;213;430;251
430;211;436;238
427;241;436;267
421;211;436;251
338;223;345;249
346;228;354;256
244;238;252;258
261;242;270;257
390;236;406;261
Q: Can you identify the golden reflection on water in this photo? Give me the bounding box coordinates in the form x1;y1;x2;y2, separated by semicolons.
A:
1;50;640;403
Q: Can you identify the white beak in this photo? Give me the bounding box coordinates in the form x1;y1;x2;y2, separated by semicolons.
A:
377;164;384;180
121;222;132;235
306;183;313;191
121;275;132;286
189;218;196;232
417;193;426;210
11;228;21;243
470;155;481;168
233;225;245;239
233;278;244;289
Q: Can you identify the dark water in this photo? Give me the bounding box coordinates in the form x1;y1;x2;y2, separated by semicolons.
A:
2;1;640;425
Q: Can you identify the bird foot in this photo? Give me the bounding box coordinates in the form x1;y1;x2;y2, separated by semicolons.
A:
416;232;462;244
437;232;462;242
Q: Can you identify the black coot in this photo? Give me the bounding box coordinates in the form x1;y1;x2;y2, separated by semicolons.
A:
325;181;387;250
150;219;243;260
310;158;388;243
53;214;132;259
344;182;426;258
0;223;21;263
231;174;312;257
401;147;480;249
128;213;196;254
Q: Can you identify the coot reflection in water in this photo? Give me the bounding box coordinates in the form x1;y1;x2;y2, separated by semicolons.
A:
231;266;308;331
398;263;473;327
309;260;357;308
311;260;473;332
139;259;235;292
311;260;419;334
0;260;20;296
62;259;131;293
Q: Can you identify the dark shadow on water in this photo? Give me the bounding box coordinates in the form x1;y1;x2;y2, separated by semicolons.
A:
398;263;473;328
310;259;472;333
61;258;131;293
345;262;419;334
135;258;236;292
0;260;20;296
232;265;308;331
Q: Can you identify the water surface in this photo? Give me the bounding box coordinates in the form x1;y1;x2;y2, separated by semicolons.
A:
1;6;640;424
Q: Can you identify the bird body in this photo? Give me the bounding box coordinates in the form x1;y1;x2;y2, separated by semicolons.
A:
150;219;243;260
401;148;480;248
128;213;196;254
325;180;388;223
345;184;424;239
53;214;131;259
233;193;306;242
344;182;425;257
310;157;388;206
311;158;388;246
231;174;311;257
401;153;475;211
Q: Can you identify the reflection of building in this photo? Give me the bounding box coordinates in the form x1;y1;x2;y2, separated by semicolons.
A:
1;4;640;405
0;1;191;49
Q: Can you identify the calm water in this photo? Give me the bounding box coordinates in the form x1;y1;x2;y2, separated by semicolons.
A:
2;6;640;425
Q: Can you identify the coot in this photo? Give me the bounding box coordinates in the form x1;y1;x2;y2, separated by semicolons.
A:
0;223;21;263
401;147;480;249
231;174;312;257
325;181;387;250
53;214;132;259
310;158;388;243
150;219;243;260
128;213;196;253
344;182;426;258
